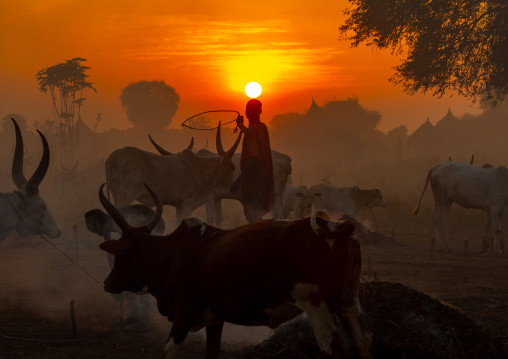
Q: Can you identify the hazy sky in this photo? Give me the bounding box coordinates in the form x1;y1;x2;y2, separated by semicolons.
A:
0;0;481;134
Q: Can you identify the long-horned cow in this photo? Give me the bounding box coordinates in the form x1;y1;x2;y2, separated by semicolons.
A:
105;123;241;224
98;184;373;359
0;119;60;242
149;137;292;226
413;160;507;254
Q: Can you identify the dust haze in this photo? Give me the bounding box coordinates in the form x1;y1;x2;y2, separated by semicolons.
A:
1;97;508;350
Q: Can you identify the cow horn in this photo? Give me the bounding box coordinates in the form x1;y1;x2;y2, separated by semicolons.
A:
25;130;51;196
143;183;163;233
216;121;225;155
216;121;242;157
226;131;242;158
11;118;27;189
99;183;131;233
187;137;194;150
149;135;173;156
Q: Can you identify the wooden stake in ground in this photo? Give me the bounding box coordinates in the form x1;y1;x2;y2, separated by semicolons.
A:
70;300;77;338
367;257;373;281
74;225;79;265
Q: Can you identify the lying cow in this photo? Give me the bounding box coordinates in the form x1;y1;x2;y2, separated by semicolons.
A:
98;184;373;359
413;160;506;254
85;204;165;332
308;184;386;220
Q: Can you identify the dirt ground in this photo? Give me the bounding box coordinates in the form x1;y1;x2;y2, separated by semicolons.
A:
1;205;507;358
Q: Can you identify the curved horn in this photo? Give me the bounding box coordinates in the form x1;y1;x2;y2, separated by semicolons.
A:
216;121;225;155
204;136;209;150
470;154;474;165
149;135;173;156
187;137;194;150
99;183;131;233
226;131;242;158
11;118;27;189
143;183;163;233
26;130;50;196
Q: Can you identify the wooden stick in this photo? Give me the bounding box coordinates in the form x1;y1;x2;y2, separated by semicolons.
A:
70;300;77;338
74;225;79;265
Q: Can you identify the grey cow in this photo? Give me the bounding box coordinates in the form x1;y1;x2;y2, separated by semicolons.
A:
0;119;60;242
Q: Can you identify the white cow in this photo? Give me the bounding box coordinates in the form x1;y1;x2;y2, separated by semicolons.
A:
105;124;241;224
283;184;320;219
308;183;386;221
413;161;507;254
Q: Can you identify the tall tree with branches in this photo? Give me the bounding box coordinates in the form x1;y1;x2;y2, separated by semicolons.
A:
36;57;96;167
339;0;508;106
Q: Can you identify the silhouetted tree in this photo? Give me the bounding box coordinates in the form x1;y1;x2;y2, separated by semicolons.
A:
120;80;179;131
340;0;508;106
36;57;96;167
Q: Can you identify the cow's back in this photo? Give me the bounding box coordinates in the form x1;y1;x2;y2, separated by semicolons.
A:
308;183;356;215
173;217;358;325
431;162;508;209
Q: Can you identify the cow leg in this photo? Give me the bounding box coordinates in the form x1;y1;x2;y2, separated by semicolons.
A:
214;199;223;228
440;200;453;251
298;300;345;358
205;196;215;225
338;297;373;359
176;205;193;225
482;213;491;253
432;203;444;250
164;311;199;358
205;323;224;359
489;209;503;255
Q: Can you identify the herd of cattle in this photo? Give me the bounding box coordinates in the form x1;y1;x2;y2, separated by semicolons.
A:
1;118;506;358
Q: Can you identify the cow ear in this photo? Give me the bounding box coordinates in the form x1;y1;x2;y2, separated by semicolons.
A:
100;239;132;255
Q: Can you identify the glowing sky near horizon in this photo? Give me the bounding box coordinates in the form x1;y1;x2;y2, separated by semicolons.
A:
0;0;480;134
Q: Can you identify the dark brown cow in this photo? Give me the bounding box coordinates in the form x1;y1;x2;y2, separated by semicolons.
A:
98;184;373;359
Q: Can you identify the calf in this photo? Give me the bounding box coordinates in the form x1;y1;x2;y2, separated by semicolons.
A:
98;183;373;359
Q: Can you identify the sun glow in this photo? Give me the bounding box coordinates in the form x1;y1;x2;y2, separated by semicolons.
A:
245;82;262;98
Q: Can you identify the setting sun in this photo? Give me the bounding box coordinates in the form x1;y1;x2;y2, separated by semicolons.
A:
245;82;262;98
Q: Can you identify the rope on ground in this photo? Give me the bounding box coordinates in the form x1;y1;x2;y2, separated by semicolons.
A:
39;235;104;288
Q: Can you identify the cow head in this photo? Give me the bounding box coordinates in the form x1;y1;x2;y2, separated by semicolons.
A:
10;118;61;238
368;189;387;208
214;121;242;188
98;182;163;294
84;209;110;237
295;189;321;218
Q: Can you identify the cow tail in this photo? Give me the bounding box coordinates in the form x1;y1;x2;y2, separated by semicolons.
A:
412;169;432;216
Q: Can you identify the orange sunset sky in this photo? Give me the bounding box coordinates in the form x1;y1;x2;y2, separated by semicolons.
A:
0;0;481;134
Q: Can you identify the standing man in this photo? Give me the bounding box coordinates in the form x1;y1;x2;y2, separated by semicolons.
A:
230;99;275;223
